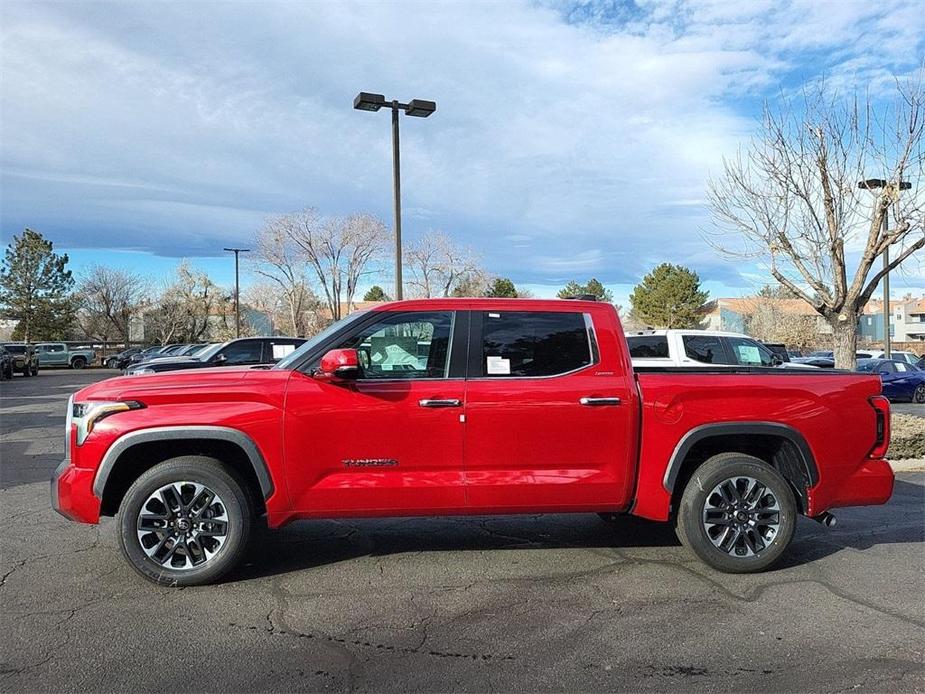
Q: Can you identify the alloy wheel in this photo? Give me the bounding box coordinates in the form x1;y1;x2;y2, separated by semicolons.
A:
702;476;780;557
136;481;229;570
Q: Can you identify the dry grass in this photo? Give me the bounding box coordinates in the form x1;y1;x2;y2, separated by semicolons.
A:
889;413;925;460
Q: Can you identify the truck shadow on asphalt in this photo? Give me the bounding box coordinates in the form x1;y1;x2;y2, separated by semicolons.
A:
228;478;923;582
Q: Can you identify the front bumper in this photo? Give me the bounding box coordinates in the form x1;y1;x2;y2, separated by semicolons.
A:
50;460;100;524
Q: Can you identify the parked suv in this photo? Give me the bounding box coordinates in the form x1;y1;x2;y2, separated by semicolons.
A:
1;343;39;376
126;337;304;375
53;299;893;586
0;346;13;380
626;330;816;369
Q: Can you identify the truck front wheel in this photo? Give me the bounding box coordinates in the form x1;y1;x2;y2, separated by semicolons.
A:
676;453;796;573
71;356;87;369
116;457;254;586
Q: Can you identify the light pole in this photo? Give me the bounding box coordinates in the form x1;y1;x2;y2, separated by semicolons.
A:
354;92;436;301
858;178;911;358
223;247;250;337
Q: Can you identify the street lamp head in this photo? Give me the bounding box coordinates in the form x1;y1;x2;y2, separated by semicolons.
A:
405;99;436;117
354;92;386;112
858;178;887;190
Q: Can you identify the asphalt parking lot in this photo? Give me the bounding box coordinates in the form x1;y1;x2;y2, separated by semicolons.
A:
1;370;923;692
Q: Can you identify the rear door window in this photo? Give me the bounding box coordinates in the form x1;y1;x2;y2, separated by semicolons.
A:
219;340;263;365
682;335;732;365
479;311;593;377
626;335;669;359
726;337;776;367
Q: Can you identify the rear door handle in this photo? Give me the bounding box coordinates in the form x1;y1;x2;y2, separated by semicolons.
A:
419;399;462;408
579;397;622;406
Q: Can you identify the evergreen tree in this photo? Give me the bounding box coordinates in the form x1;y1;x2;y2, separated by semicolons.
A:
363;285;390;301
0;229;76;341
629;263;709;328
485;277;518;298
556;278;613;302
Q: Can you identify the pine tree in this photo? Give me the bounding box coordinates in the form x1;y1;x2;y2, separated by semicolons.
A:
0;229;76;341
556;278;613;302
629;263;709;328
363;285;390;302
485;278;518;297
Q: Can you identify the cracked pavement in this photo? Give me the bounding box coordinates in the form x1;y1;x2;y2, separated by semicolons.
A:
2;371;924;692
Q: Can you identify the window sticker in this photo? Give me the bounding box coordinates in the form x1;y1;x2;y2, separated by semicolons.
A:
486;356;511;375
272;344;296;359
736;345;762;364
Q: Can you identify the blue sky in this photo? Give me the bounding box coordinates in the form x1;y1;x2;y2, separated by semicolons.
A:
1;0;923;306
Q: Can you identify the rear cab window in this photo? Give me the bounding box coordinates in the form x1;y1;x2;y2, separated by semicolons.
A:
682;335;732;365
478;311;595;377
626;335;669;359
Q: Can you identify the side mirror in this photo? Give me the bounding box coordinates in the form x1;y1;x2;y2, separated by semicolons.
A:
212;353;227;364
771;355;783;367
315;349;361;382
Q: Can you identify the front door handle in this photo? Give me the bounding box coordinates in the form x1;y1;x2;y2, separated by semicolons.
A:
419;399;462;408
579;397;623;406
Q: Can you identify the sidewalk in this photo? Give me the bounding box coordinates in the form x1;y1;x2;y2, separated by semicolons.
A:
891;459;925;472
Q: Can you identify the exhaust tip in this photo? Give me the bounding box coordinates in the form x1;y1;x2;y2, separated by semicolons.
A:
813;512;837;528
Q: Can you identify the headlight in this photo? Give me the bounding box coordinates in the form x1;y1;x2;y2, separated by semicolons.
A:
72;400;145;445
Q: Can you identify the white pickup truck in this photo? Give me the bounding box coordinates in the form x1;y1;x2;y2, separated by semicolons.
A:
626;330;817;369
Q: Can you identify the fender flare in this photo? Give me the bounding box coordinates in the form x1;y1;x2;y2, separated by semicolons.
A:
662;421;819;494
92;426;274;500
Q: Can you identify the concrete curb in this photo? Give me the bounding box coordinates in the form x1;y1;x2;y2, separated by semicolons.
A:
890;459;925;472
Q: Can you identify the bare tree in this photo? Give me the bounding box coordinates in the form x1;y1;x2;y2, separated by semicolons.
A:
741;297;820;352
708;81;924;368
404;231;485;297
250;222;321;336
267;209;387;322
76;265;149;342
147;261;225;344
244;281;326;338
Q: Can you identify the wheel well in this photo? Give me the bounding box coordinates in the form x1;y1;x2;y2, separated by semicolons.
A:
669;434;812;516
99;438;267;517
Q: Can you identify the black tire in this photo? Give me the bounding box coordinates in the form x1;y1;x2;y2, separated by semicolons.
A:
914;384;925;404
71;356;87;369
21;364;30;377
31;363;38;376
676;453;796;573
116;457;253;586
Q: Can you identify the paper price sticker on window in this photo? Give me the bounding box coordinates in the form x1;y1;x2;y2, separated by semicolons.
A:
486;356;511;375
272;344;296;359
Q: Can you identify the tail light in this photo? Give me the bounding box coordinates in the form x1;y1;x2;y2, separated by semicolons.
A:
868;395;890;459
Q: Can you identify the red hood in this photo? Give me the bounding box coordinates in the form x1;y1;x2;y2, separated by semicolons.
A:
74;366;286;401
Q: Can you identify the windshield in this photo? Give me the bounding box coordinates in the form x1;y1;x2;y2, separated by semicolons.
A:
4;345;26;354
193;342;227;362
274;311;370;370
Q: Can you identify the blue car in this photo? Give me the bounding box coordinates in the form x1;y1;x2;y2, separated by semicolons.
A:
857;359;925;404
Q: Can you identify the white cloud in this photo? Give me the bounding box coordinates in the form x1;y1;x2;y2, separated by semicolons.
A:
1;0;922;292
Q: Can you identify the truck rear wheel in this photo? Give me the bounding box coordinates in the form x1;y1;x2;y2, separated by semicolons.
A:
675;453;796;573
116;457;253;586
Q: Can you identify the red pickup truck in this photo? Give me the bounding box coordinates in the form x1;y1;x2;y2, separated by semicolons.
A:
51;298;894;585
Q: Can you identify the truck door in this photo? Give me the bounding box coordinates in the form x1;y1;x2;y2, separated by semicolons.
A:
283;310;469;514
38;344;66;366
463;308;637;512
